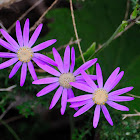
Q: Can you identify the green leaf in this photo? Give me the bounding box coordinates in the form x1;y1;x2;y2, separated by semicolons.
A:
118;21;128;33
130;3;139;19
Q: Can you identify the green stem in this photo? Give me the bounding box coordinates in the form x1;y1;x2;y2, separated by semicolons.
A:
0;119;20;140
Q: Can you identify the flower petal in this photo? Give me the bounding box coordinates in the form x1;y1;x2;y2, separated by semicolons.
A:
108;87;134;96
108;96;134;102
9;61;22;78
104;67;120;90
70;82;94;93
107;71;124;92
106;100;129;111
34;53;57;66
93;105;100;128
23;19;29;46
74;100;94;117
64;46;70;73
20;63;27;86
96;63;103;88
36;82;59;97
33;77;59;84
76;75;97;81
0;52;17;58
0;38;17;52
67;94;93;102
52;47;64;73
49;86;63;109
0;58;18;69
70;47;75;73
32;57;61;76
80;70;97;90
27;61;37;81
28;24;43;47
16;20;23;47
0;29;19;49
32;39;57;52
70;99;92;108
73;58;97;76
101;105;113;126
61;88;67;115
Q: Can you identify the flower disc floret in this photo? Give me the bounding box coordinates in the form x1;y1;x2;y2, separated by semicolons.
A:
93;88;108;105
59;73;75;89
17;47;33;62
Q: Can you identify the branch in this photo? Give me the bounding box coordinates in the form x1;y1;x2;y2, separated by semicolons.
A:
122;110;140;120
126;93;140;98
0;85;16;92
30;0;58;32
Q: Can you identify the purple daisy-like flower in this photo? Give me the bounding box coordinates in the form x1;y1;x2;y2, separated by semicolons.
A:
0;19;57;86
33;45;97;115
67;63;134;128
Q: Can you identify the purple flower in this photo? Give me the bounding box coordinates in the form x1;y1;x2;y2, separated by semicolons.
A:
33;45;97;115
0;19;57;86
67;63;134;128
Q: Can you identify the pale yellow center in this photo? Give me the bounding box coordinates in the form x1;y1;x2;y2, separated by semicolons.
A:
93;88;108;105
17;47;33;62
59;73;75;89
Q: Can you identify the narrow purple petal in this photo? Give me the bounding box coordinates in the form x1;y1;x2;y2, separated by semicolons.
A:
0;52;17;58
27;61;37;81
9;61;22;78
28;24;43;47
96;63;103;88
93;105;100;128
104;67;120;90
20;63;27;86
108;87;134;96
32;57;47;65
0;58;18;69
70;82;94;93
49;86;63;109
67;94;93;102
80;70;97;90
0;38;17;52
52;47;64;73
34;53;57;66
74;100;94;117
32;58;61;76
33;77;59;85
23;19;29;46
64;46;70;73
101;105;113;126
70;47;75;73
70;99;92;108
0;29;19;49
73;58;97;76
32;39;57;52
36;82;59;97
16;20;23;47
61;88;67;115
106;100;129;111
107;71;124;92
108;96;134;102
75;80;89;86
76;75;97;81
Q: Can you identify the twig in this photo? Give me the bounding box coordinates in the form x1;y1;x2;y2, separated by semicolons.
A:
122;110;140;120
69;0;85;64
127;93;140;98
0;119;20;140
0;0;43;38
48;38;81;54
30;0;58;32
0;85;16;92
124;0;130;20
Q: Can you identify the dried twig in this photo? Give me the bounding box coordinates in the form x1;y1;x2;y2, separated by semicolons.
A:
127;93;140;98
30;0;58;32
122;110;140;120
0;85;16;92
124;0;130;20
69;0;85;64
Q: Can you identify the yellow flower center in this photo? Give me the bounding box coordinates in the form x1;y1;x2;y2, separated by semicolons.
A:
17;47;33;62
93;88;108;105
59;73;75;89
